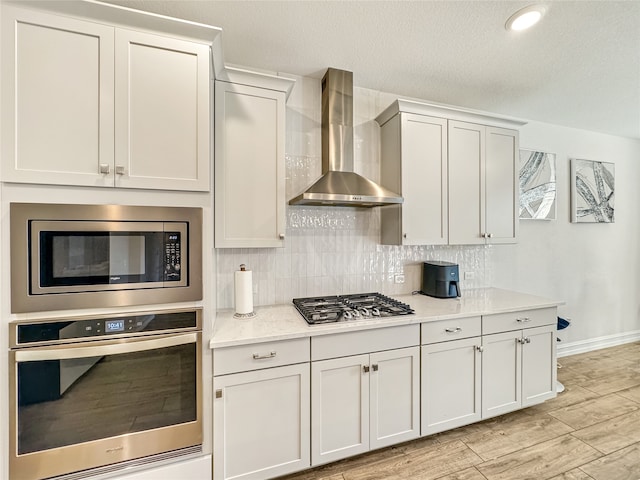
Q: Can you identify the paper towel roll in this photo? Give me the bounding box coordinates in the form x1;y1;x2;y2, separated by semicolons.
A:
234;265;254;316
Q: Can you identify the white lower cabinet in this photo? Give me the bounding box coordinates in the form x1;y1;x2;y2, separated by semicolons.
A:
210;308;556;479
311;354;370;464
213;339;310;480
421;336;482;435
481;330;522;418
310;325;420;466
421;309;557;434
482;323;557;419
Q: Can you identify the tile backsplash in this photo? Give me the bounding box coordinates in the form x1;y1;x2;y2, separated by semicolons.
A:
215;153;492;309
215;77;492;309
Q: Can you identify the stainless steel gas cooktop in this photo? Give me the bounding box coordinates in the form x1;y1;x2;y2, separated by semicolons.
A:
292;292;414;325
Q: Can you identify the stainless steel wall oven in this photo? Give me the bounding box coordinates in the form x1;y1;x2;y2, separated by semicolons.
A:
10;203;202;313
9;308;203;480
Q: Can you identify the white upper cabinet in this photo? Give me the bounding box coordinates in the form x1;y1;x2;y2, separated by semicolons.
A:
1;5;212;191
449;121;519;245
485;126;520;243
1;8;115;187
114;30;211;191
214;72;294;248
376;100;524;246
378;112;448;245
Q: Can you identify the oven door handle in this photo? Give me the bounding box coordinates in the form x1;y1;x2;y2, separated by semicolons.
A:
14;333;198;362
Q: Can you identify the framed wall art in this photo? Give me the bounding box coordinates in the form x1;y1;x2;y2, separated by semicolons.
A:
519;149;557;220
570;158;615;223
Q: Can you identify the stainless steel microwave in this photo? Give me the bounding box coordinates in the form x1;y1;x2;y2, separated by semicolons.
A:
10;203;202;313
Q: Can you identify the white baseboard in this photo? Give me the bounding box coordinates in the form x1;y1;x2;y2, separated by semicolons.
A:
557;330;640;357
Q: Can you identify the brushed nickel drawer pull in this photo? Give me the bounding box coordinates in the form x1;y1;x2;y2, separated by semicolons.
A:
516;317;532;323
445;327;462;333
252;351;276;360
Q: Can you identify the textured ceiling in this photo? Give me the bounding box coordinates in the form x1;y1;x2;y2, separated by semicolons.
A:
104;0;640;139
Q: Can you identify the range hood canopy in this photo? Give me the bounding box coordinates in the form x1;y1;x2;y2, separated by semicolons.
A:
289;68;403;207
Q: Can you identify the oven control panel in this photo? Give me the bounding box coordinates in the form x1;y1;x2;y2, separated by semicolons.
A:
12;309;200;346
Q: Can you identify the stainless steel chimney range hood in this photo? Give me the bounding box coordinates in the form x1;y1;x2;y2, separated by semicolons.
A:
289;68;403;208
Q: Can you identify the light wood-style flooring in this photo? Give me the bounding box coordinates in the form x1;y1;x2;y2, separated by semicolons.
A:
280;341;640;480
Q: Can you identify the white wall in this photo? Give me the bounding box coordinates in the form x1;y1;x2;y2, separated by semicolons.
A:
492;122;640;346
216;73;640;350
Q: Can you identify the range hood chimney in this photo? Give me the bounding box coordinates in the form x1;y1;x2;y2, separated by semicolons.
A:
289;68;403;207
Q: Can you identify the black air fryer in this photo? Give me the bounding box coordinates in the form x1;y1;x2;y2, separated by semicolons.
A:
421;261;461;298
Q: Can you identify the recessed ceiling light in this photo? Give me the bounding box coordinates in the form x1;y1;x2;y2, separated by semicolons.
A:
505;5;546;31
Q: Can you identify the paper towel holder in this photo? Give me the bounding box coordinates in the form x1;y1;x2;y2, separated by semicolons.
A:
234;263;256;319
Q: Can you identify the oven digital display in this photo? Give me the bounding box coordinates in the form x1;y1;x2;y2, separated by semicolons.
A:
105;320;125;333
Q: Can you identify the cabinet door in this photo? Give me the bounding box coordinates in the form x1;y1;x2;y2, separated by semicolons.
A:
421;337;481;435
311;355;369;466
1;7;114;186
215;82;286;248
481;331;522;419
114;29;210;191
401;114;448;245
485;127;518;244
213;364;310;480
448;121;484;245
522;325;557;407
370;347;420;449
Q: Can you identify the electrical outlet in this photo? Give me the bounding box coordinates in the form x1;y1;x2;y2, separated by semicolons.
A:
394;274;405;284
464;271;475;280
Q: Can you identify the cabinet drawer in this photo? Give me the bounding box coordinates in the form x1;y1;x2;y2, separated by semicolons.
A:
421;316;481;344
482;307;556;335
214;337;310;376
311;324;419;361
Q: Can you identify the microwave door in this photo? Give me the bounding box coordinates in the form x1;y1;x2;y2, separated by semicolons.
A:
30;221;187;295
10;203;202;313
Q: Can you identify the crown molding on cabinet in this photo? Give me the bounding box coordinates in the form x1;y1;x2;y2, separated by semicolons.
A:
376;99;527;130
4;0;223;45
216;66;296;99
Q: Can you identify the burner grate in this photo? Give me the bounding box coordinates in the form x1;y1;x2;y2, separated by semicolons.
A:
292;293;414;325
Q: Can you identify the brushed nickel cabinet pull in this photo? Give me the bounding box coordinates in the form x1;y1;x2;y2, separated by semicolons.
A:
363;365;370;373
279;233;285;240
372;364;379;372
253;351;276;359
476;345;484;353
445;327;462;333
115;165;125;175
516;317;532;323
99;164;110;174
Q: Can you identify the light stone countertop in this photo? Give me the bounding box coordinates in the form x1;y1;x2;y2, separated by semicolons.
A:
210;287;564;348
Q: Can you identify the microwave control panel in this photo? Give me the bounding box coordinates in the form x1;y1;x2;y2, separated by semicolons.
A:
164;232;182;282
